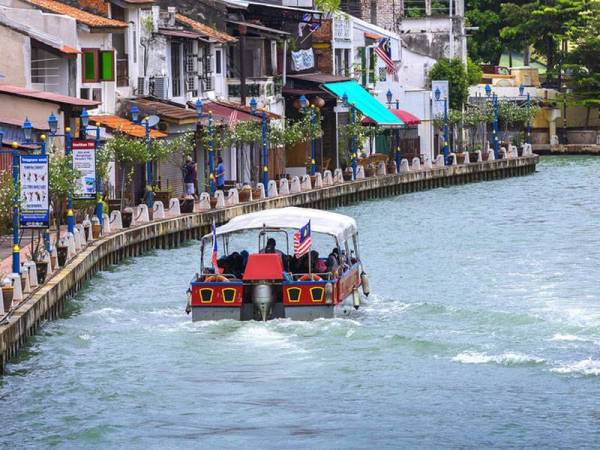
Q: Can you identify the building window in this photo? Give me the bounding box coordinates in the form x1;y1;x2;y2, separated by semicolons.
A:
82;49;115;82
171;42;182;97
215;50;222;74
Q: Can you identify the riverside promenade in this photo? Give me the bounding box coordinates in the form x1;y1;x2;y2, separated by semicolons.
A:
0;155;538;372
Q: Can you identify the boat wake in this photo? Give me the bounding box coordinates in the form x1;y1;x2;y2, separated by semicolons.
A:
550;358;600;376
452;351;545;366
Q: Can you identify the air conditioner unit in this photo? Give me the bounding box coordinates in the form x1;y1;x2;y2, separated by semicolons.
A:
137;77;147;96
151;76;169;99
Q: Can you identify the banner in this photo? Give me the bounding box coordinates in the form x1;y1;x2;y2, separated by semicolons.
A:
72;140;97;200
431;80;449;119
20;154;49;229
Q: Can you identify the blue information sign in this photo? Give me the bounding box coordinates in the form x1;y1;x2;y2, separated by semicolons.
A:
20;154;49;229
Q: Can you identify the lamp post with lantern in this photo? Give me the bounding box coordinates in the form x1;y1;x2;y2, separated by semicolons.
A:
434;87;449;165
79;109;105;226
342;92;357;180
250;97;269;194
0;134;22;274
130;106;154;208
195;99;215;195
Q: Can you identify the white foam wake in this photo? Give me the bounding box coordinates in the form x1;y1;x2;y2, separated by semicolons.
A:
550;358;600;376
452;351;545;366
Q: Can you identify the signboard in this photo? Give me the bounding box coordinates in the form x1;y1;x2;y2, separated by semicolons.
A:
20;154;49;229
431;80;449;118
72;140;97;200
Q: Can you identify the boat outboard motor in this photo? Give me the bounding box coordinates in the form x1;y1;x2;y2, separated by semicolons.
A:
352;288;361;310
253;282;274;321
360;272;370;297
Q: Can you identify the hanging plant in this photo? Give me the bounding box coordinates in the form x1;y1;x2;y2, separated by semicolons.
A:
0;170;15;235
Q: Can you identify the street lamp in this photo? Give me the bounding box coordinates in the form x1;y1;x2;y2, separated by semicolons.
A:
48;112;58;135
195;99;203;117
299;95;309;112
490;93;500;159
250;97;269;196
386;89;393;108
23;117;32;142
485;84;492;97
519;83;525;97
79;111;104;229
129;106;153;209
342;92;357;180
309;105;317;176
0;135;21;274
130;105;140;123
433;87;449;165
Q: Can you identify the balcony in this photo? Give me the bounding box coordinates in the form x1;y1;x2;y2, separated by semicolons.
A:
226;76;283;99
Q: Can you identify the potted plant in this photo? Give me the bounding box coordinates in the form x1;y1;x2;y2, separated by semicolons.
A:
56;241;68;267
121;209;133;228
91;215;101;239
29;232;49;284
238;186;252;202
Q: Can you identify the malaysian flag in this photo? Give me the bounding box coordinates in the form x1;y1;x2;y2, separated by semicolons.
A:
374;38;396;75
211;221;222;274
293;220;312;258
228;108;239;128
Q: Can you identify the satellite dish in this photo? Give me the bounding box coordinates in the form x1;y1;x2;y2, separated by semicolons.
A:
144;115;160;128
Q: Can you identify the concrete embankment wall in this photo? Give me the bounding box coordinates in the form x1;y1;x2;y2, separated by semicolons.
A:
0;156;538;372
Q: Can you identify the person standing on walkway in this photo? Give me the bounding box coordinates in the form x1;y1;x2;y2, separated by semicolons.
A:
183;156;197;198
216;156;225;191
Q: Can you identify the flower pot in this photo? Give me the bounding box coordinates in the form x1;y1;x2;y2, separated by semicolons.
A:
2;286;13;311
50;255;57;269
92;223;102;239
457;153;469;164
57;246;68;267
251;188;262;200
121;211;133;228
209;198;218;209
84;225;91;241
180;199;194;213
364;167;375;177
343;170;353;181
35;261;48;284
238;189;252;203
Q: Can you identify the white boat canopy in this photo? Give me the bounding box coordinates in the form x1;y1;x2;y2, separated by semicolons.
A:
206;207;358;243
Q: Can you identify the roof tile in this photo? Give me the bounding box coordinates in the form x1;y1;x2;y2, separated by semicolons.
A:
90;115;167;139
175;14;236;44
24;0;128;29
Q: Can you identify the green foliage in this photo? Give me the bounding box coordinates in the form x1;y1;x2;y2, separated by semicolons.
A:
315;0;340;12
339;110;368;155
95;145;112;184
0;170;15;235
49;154;79;203
466;0;503;64
498;100;539;127
103;133;148;166
428;58;471;110
467;57;483;85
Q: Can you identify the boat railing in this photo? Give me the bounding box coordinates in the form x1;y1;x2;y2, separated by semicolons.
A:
289;272;334;281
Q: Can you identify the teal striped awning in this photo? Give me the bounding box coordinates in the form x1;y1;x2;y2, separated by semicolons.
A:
321;80;403;127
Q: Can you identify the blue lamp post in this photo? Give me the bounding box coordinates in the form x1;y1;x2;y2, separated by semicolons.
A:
0;134;22;274
434;87;449;165
208;111;215;195
526;92;531;144
23;117;32;142
386;89;393;108
130;106;153;208
250;97;269;195
491;93;500;159
79;109;104;228
299;96;315;176
485;84;492;97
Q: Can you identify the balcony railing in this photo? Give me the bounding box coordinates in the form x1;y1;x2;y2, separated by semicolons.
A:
333;18;351;41
226;76;282;99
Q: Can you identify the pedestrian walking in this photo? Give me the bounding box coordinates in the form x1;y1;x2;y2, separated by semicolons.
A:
182;156;197;197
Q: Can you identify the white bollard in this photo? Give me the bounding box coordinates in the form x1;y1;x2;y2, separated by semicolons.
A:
487;150;496;161
313;172;323;188
522;143;532;156
102;213;111;234
278;178;290;195
399;159;410;173
225;188;239;207
9;273;23;303
508;145;518;159
411;157;421;170
376;162;387;176
24;260;38;288
214;190;225;209
73;227;83;251
423;156;433;170
290;176;301;194
356;166;365;179
168;198;181;216
43;249;54;275
499;147;508;159
475;150;483;162
268;180;279;197
109;210;123;230
135;204;150;224
300;175;312;191
197;193;210;211
333;169;344;184
434;155;445;168
323;170;333;186
66;232;76;258
76;224;87;247
153;201;165;219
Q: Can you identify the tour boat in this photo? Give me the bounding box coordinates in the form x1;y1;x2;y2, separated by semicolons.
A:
187;207;370;321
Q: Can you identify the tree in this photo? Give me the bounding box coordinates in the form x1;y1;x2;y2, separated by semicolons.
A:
465;0;503;64
48;154;79;245
429;58;480;110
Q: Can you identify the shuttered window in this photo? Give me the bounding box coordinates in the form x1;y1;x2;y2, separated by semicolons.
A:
82;49;115;82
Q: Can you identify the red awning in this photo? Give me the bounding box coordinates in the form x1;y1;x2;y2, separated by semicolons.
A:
362;108;421;126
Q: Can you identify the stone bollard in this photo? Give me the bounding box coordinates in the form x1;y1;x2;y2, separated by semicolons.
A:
499;147;507;159
102;213;111;234
82;215;92;242
66;232;76;258
300;175;312;191
487;150;496;161
197;193;211;211
434;155;445;168
333;169;344;184
73;227;83;251
449;153;458;166
268;180;279;197
411;157;421;171
135;204;150;224
279;178;290;195
43;249;54;275
109;210;123;230
214;190;226;209
20;267;32;294
24;260;38;288
475;150;483;162
313;172;323;188
8;273;23;303
153;201;165;219
356;166;365;179
323;170;333;186
168;198;181;216
423;157;433;170
225;188;239;207
290;176;301;194
522;143;532;156
508;145;518;159
400;159;410;173
76;224;87;248
376;162;387;176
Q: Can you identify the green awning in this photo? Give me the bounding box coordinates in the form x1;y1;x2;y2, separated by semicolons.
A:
321;80;404;127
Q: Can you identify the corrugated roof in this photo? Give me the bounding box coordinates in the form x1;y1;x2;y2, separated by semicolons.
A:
159;29;205;40
24;0;128;29
287;73;351;84
90;115;167;139
133;98;198;122
227;19;290;36
0;84;100;107
175;14;236;44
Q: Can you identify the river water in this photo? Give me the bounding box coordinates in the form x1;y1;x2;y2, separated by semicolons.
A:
1;156;599;449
